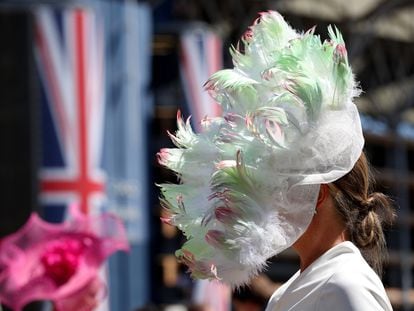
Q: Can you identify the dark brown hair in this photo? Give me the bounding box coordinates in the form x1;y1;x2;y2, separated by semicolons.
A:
329;152;395;275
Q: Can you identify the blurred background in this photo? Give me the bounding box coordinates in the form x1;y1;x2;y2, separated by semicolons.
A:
0;0;413;310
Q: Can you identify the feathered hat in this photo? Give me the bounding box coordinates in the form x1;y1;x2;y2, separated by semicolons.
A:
158;11;364;287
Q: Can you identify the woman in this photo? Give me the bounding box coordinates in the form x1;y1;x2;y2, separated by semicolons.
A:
266;153;395;310
158;10;394;311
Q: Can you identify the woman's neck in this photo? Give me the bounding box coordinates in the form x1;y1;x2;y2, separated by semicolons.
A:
293;230;347;272
292;194;348;272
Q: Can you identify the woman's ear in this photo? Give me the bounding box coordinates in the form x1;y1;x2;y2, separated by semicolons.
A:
316;184;329;209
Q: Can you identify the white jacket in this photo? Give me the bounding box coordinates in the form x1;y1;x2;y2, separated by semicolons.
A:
265;241;392;311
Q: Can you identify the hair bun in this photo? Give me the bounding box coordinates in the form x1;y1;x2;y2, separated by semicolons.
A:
363;192;395;225
362;196;375;210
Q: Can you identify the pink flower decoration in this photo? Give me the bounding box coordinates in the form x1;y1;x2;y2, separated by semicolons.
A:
41;237;85;286
0;205;129;311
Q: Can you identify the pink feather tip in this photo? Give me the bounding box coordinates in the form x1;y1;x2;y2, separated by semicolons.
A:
156;148;171;166
0;205;129;311
334;43;348;63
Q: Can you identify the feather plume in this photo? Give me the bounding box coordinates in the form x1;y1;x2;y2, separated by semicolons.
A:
157;11;364;287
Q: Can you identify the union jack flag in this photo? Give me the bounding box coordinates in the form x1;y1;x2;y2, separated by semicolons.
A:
179;27;232;311
34;7;106;220
180;27;223;129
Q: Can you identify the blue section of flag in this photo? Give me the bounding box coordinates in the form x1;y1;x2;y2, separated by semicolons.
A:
53;10;65;45
102;1;152;309
40;78;64;167
43;204;66;223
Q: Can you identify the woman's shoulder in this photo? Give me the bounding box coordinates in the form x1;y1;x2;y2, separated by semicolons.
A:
316;272;392;310
316;243;392;310
265;242;393;311
326;242;386;290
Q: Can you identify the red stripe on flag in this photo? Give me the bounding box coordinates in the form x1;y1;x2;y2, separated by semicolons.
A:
180;39;203;125
76;9;99;214
206;34;222;117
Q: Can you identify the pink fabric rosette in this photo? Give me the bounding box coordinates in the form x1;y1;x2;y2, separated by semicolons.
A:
0;205;129;311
